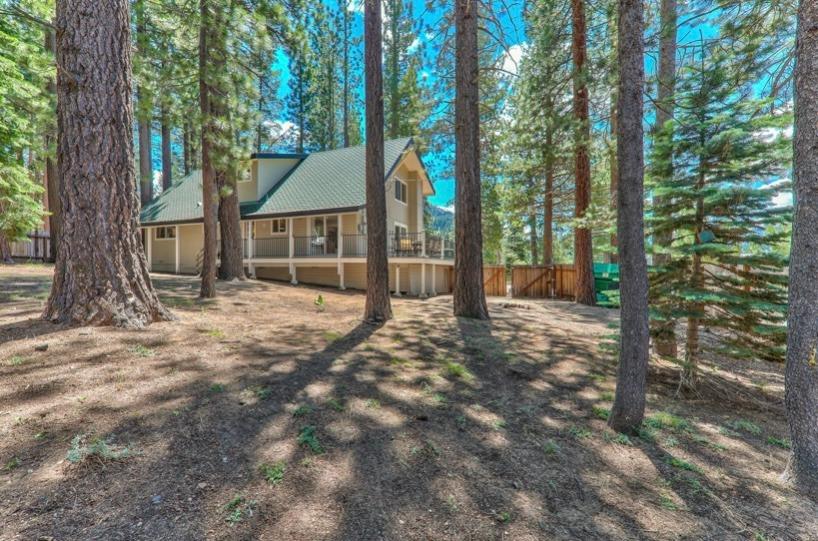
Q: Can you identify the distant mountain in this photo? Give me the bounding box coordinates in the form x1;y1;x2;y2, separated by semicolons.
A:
428;204;454;234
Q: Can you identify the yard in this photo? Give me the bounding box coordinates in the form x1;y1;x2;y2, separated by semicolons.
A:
0;265;815;540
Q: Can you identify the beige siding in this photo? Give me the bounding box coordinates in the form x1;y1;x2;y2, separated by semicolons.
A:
295;266;339;288
237;162;258;202
256;158;301;200
256;265;291;282
387;173;411;234
293;217;308;236
343;262;367;289
151;230;175;273
178;224;202;274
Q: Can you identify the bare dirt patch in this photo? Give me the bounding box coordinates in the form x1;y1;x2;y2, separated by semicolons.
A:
0;264;815;540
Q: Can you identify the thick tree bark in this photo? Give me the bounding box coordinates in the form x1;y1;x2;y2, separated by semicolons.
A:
786;0;818;497
135;0;152;206
363;0;393;323
198;0;218;298
217;188;245;280
453;0;489;319
161;105;172;190
44;0;171;327
571;0;595;306
45;26;59;263
652;0;678;357
608;0;649;434
0;230;12;264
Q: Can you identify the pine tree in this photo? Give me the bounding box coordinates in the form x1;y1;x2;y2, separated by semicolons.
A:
785;0;818;499
363;0;392;323
608;0;649;434
0;0;50;262
571;0;596;306
453;0;489;319
649;44;791;389
45;0;171;326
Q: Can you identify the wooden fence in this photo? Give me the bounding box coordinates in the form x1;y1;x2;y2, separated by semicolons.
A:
483;265;506;296
510;264;576;299
10;233;52;262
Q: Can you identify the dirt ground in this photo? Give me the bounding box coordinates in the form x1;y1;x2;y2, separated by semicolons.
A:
1;264;815;540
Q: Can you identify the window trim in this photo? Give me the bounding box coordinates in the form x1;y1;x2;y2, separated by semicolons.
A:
394;221;408;238
395;178;408;205
154;226;176;241
270;218;288;235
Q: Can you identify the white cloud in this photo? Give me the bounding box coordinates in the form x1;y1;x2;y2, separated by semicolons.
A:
501;43;526;77
347;0;363;13
772;191;793;208
408;37;420;53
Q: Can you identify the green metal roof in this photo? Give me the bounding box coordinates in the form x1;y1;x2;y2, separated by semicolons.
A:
140;137;415;226
140;170;205;225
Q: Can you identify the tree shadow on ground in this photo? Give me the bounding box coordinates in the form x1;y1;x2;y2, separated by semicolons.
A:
1;270;816;540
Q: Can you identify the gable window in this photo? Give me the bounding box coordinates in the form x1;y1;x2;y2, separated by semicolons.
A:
238;169;251;183
271;218;287;234
155;226;176;240
395;179;408;204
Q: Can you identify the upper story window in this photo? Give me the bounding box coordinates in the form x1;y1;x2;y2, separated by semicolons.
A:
271;218;287;234
155;226;176;240
395;179;408;204
238;169;251;183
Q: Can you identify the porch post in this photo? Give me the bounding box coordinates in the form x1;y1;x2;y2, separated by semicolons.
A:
288;217;294;258
337;213;343;258
431;264;437;296
394;265;402;297
290;262;298;285
420;263;427;298
247;221;253;260
174;225;180;274
338;261;345;290
421;231;426;257
146;228;152;271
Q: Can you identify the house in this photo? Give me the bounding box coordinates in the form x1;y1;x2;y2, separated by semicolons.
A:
139;137;454;297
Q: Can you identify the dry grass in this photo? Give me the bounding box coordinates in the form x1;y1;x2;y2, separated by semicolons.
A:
0;264;815;540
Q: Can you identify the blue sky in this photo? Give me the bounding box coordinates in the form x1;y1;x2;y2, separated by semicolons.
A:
266;0;527;208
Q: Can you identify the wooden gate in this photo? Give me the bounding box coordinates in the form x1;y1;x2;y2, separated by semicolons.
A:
511;264;575;299
483;265;506;296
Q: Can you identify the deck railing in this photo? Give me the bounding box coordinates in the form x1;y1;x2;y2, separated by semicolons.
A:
238;231;453;259
253;237;289;258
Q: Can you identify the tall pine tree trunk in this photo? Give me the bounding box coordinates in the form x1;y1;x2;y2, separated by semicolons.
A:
608;0;649;434
161;105;172;190
363;0;392;322
785;0;818;497
45;25;59;262
218;187;245;280
198;0;218;298
45;0;171;327
571;0;595;306
653;0;678;357
135;0;152;206
543;101;554;266
453;0;489;320
528;198;539;265
684;182;705;391
343;6;350;148
387;0;400;139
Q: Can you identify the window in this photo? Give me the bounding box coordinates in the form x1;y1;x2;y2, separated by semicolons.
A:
238;169;251;183
394;223;408;239
271;218;287;234
155;226;176;240
395;179;408;204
